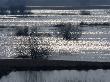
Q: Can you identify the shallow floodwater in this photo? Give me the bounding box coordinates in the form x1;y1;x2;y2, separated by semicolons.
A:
0;25;110;62
1;70;110;82
0;9;110;82
0;26;110;61
0;9;110;62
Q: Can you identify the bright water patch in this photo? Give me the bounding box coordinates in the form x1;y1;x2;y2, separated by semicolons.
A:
0;25;110;62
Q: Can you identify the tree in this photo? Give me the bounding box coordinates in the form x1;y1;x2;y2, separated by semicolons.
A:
15;26;50;59
16;26;29;36
56;23;82;41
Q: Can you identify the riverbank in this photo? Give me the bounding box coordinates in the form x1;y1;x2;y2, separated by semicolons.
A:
0;59;110;71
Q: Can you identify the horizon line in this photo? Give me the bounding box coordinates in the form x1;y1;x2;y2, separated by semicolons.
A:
26;5;110;7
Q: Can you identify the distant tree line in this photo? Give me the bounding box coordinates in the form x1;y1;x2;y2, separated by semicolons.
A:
0;7;32;15
0;0;32;15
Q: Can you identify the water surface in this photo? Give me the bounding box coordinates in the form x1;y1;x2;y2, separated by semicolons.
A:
1;70;110;82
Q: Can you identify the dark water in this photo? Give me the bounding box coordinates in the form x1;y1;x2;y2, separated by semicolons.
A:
0;70;110;82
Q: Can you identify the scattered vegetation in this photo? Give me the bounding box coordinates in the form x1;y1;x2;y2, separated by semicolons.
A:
80;22;110;26
55;23;82;40
60;23;72;40
15;26;50;59
54;23;65;27
60;13;77;15
15;55;31;58
80;10;91;15
30;48;50;59
16;27;29;36
16;44;50;60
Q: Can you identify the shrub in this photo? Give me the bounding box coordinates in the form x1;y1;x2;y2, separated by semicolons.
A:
80;10;91;15
16;27;29;36
57;23;82;40
30;48;50;60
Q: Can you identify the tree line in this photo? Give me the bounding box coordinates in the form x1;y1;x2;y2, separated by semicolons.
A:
0;0;32;15
0;7;31;15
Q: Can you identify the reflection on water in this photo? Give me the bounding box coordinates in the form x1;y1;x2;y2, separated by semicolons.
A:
1;70;110;82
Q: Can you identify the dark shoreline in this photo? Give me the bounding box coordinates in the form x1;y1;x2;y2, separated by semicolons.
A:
0;59;110;71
